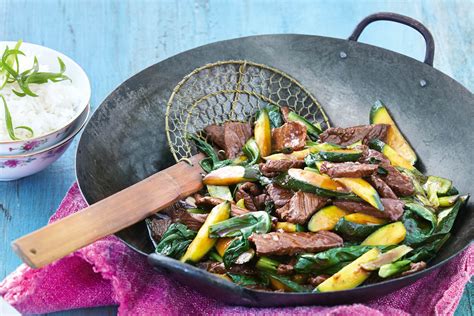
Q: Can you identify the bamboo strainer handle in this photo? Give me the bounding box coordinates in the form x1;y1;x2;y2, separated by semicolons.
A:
12;153;205;269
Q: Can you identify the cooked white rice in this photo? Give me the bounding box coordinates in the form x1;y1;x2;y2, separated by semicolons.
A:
0;55;83;141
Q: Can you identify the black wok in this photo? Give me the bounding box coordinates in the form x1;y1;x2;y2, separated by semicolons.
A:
76;13;473;306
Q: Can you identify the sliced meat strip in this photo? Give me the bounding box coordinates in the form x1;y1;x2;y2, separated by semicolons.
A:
333;198;405;221
197;261;258;276
204;124;225;149
194;194;249;216
369;174;398;199
319;161;378;178
235;182;262;212
272;121;307;152
163;203;207;231
276;191;328;224
319;124;389;146
260;159;305;177
249;231;343;256
380;165;415;197
266;183;294;208
277;264;294;275
280;106;290;122
357;145;391;165
223;122;253;159
147;214;172;243
401;261;427;276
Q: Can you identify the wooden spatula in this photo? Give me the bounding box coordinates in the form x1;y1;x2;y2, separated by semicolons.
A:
12;153;205;269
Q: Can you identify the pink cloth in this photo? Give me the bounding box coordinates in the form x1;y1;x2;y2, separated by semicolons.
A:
1;183;472;315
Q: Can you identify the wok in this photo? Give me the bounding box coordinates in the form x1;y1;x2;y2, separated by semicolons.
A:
76;13;473;306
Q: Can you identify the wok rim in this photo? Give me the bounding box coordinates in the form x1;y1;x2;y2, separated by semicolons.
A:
75;32;473;299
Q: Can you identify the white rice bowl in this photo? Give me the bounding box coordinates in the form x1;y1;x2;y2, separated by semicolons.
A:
0;42;90;142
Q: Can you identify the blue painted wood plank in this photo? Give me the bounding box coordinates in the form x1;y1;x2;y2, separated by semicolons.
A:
0;1;471;315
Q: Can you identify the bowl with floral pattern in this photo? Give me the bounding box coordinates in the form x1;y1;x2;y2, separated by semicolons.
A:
0;104;90;181
0;41;91;155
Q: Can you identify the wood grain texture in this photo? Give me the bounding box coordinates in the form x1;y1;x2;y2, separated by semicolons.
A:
0;0;471;315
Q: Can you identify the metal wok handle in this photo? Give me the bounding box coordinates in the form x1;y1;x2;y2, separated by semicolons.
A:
348;12;435;66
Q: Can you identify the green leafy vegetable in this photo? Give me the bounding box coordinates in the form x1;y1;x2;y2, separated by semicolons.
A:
435;195;468;235
222;235;250;267
406;233;450;262
208;250;223;263
294;245;376;273
423;176;452;208
188;134;233;172
242;137;260;165
209;211;271;238
256;257;308;292
227;273;266;287
266;105;284;128
378;260;411;278
155;223;197;259
402;203;437;246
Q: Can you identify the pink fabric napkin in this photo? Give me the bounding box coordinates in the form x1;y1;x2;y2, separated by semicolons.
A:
1;183;472;315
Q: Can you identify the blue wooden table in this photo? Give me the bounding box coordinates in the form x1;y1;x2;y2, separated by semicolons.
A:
0;1;472;315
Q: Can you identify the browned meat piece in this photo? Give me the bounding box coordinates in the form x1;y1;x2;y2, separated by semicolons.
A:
249;231;343;256
260;159;305;177
309;275;330;287
254;194;268;210
163;204;207;231
369;174;398;199
401;261;427;276
205;122;252;159
319;161;378;178
277;264;294;275
319;124;389;147
194;194;249;216
333;198;405;221
224;122;253;159
357;145;391;165
381;165;415;196
197;261;258;276
204;124;225;149
280;106;290;122
276;191;328;224
272;121;307;152
235;182;262;212
147;215;172;243
266;183;294;208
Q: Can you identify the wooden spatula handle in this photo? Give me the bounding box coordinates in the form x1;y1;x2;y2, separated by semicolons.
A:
12;153;205;269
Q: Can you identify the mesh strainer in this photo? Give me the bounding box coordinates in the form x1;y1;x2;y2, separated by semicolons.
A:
165;60;330;162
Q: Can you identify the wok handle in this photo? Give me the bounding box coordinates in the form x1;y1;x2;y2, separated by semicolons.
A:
11;153;205;269
348;12;435;66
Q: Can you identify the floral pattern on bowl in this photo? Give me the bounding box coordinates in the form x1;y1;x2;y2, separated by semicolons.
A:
0;104;90;181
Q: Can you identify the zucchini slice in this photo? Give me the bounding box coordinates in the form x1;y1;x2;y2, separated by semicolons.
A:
203;166;258;185
318;148;363;162
369;139;414;170
317;248;380;292
308;205;349;232
263;149;310;161
334;213;387;240
361;222;406;246
335;178;384;210
275;222;306;232
181;202;231;263
287;111;322;138
255;108;272;157
275;168;353;198
370;100;417;164
361;245;413;271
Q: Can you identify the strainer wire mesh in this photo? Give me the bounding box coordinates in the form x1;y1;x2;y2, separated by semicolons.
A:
165;60;330;162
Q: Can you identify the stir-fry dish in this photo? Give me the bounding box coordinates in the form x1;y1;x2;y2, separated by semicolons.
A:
146;101;468;292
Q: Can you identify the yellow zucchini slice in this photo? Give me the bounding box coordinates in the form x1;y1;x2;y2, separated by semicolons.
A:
275;222;305;232
369;139;414;170
335;178;384;210
263;149;310;161
207;185;233;201
308;205;349;232
317;248;380;292
255;108;272;157
370;100;417;164
215;237;234;257
180;201;231;262
344;213;387;225
361;222;406;246
203;166;257;185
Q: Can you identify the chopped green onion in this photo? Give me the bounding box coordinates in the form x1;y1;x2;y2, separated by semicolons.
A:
1;95;34;140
